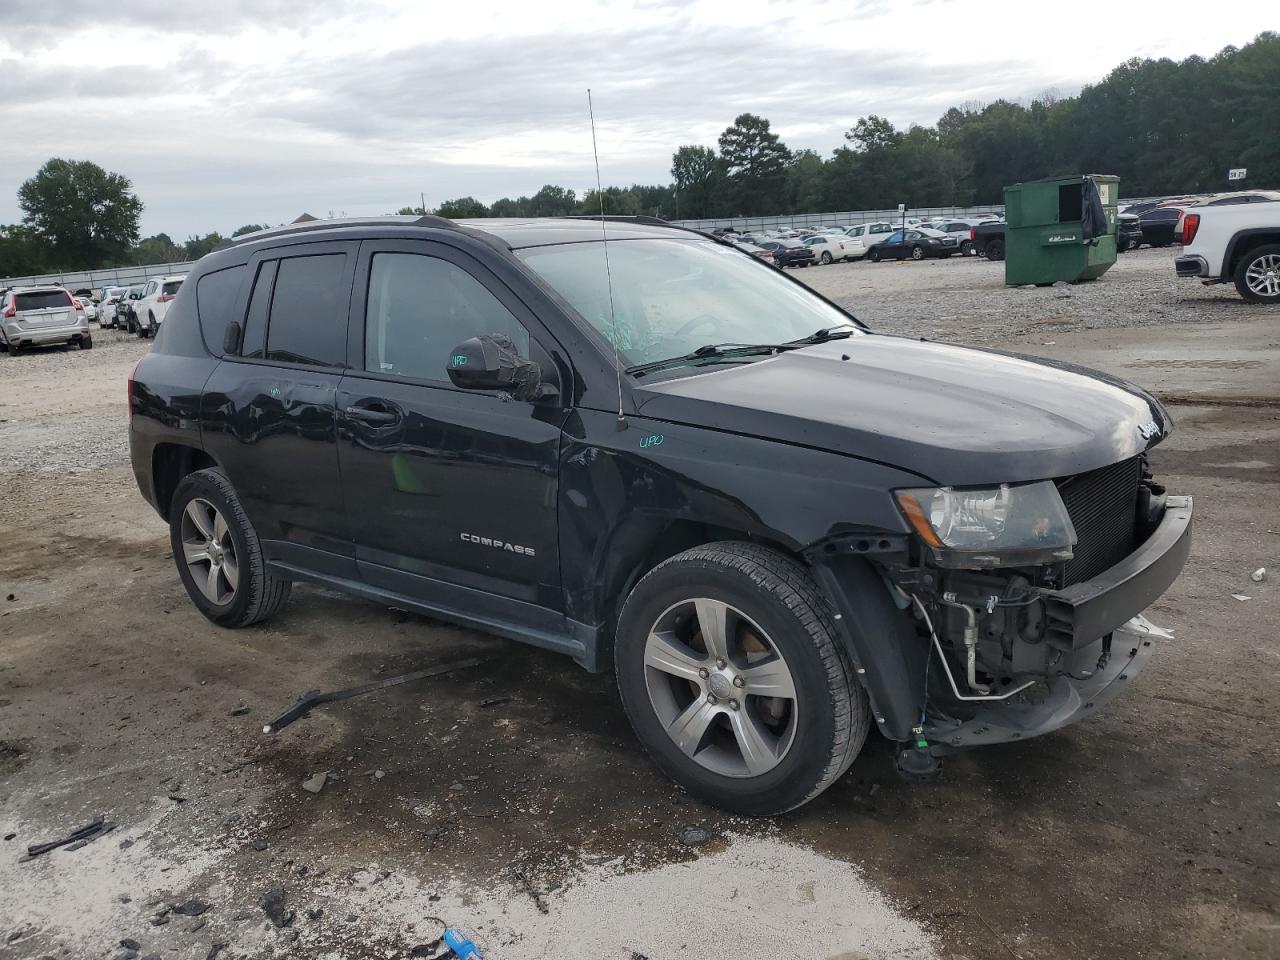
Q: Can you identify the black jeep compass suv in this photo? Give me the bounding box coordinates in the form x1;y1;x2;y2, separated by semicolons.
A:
129;215;1192;815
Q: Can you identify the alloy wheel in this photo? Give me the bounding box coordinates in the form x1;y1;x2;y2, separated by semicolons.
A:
1245;254;1280;297
180;498;239;605
643;598;798;778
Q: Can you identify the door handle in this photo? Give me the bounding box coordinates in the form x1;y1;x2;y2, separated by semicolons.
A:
344;402;401;425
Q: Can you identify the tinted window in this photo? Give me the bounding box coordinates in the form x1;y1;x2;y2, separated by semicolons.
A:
15;290;72;311
265;254;349;367
162;280;183;296
364;253;529;382
240;261;276;359
196;265;247;353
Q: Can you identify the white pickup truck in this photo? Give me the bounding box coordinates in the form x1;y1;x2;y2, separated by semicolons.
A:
1175;201;1280;303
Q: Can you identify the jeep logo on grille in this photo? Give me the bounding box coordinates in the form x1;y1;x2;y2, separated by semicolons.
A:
1137;420;1160;440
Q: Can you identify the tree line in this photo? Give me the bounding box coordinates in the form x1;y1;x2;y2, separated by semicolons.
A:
3;32;1274;277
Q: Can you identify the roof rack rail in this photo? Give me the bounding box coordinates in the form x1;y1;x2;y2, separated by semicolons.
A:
212;213;511;254
565;215;672;227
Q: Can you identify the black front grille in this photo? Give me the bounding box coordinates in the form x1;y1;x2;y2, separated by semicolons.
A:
1055;457;1142;586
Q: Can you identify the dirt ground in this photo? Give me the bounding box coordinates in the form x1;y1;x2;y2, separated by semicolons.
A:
1;248;1277;960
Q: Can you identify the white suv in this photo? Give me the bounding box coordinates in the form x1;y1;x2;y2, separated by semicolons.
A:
841;221;895;257
1;286;93;354
1175;201;1280;303
133;275;187;338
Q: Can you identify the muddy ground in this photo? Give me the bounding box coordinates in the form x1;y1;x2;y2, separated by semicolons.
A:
1;247;1277;960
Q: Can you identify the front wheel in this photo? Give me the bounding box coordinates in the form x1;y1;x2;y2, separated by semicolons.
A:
614;543;869;816
1234;244;1280;304
169;468;292;628
867;248;881;263
820;251;833;265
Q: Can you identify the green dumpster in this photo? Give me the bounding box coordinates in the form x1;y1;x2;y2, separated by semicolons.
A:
1003;174;1119;285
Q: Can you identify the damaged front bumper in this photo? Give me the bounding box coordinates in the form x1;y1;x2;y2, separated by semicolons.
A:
923;613;1170;753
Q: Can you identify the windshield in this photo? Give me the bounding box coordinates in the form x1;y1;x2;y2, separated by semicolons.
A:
519;238;860;369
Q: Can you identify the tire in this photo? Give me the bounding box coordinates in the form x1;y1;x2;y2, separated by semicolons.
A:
80;336;93;350
986;239;1005;261
820;251;833;265
910;245;924;261
1233;243;1280;304
867;248;881;263
960;240;974;256
169;468;292;628
614;542;869;816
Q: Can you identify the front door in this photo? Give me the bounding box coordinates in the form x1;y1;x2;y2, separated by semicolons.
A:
336;240;567;613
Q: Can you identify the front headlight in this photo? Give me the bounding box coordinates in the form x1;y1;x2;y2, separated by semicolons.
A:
894;480;1077;568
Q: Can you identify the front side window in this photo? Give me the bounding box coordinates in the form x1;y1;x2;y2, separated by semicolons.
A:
264;254;349;367
364;253;529;382
519;238;859;369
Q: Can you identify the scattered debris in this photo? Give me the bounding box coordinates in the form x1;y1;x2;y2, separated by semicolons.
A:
260;886;294;928
206;943;227;960
114;949;138;960
22;815;108;859
515;869;550;914
119;838;135;850
189;919;207;933
1231;594;1252;602
251;838;269;851
443;928;483;959
479;696;510;709
301;772;328;794
304;908;323;921
228;706;251;717
678;825;711;847
172;899;210;917
1252;567;1266;582
3;832;14;841
262;657;484;734
120;938;141;950
374;769;386;780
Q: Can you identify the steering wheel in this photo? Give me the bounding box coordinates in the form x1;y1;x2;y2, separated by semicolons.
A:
673;313;724;340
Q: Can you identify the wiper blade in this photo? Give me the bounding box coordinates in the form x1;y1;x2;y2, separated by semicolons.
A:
624;342;782;377
785;326;856;346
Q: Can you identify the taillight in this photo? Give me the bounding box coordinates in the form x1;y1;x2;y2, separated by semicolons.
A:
157;293;175;303
969;227;976;241
2;302;14;318
127;358;142;414
73;297;85;312
1182;213;1200;246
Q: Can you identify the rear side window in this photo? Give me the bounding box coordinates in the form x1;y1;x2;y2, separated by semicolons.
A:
196;265;247;354
265;254;349;368
16;291;72;311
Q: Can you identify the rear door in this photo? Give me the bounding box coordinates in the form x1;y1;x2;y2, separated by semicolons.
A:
336;239;567;613
199;241;358;578
14;289;75;328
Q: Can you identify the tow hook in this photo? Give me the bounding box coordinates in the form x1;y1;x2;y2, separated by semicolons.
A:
940;593;997;695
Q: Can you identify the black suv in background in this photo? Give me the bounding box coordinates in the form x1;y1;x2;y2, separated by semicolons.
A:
130;215;1191;815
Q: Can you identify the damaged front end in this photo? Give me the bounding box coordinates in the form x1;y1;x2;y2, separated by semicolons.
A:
809;455;1192;774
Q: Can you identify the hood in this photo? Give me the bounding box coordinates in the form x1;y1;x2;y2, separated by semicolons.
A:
634;335;1169;486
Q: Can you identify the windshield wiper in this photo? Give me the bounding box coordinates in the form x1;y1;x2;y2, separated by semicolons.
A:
784;326;857;346
624;342;782;377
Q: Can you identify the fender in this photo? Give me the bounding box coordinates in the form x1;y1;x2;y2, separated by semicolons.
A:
1220;227;1280;280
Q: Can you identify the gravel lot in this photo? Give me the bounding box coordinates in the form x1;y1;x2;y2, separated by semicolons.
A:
0;249;1276;960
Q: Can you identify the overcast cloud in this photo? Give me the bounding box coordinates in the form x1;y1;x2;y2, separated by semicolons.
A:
0;0;1272;237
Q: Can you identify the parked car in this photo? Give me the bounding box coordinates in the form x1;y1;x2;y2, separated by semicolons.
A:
131;275;188;338
118;284;146;331
841;222;895;257
733;241;776;266
98;286;129;328
1117;213;1144;252
923;220;985;255
801;233;857;264
1137;207;1184;247
1;286;93;354
971;220;1007;260
866;227;960;261
1175;199;1280;303
72;295;98;322
130;214;1191;815
754;238;816;268
1193;191;1280;207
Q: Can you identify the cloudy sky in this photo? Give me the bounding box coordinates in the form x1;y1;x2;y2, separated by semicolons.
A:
0;0;1272;238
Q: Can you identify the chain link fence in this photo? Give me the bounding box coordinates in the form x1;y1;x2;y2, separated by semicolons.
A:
1;260;195;293
670;205;1006;233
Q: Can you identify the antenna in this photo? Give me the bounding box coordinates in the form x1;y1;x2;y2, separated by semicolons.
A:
588;88;626;431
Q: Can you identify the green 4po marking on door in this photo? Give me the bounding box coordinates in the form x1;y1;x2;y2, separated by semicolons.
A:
639;433;664;449
451;355;468;366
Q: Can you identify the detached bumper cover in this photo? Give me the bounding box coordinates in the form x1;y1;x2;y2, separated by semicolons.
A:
925;614;1169;752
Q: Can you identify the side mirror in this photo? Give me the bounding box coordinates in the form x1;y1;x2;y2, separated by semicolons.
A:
447;335;543;402
223;321;242;354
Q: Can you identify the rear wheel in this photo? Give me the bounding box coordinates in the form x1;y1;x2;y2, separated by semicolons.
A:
80;336;93;350
1234;244;1280;304
614;542;869;816
960;240;974;256
867;247;881;263
169;468;291;628
910;245;925;261
986;238;1005;261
